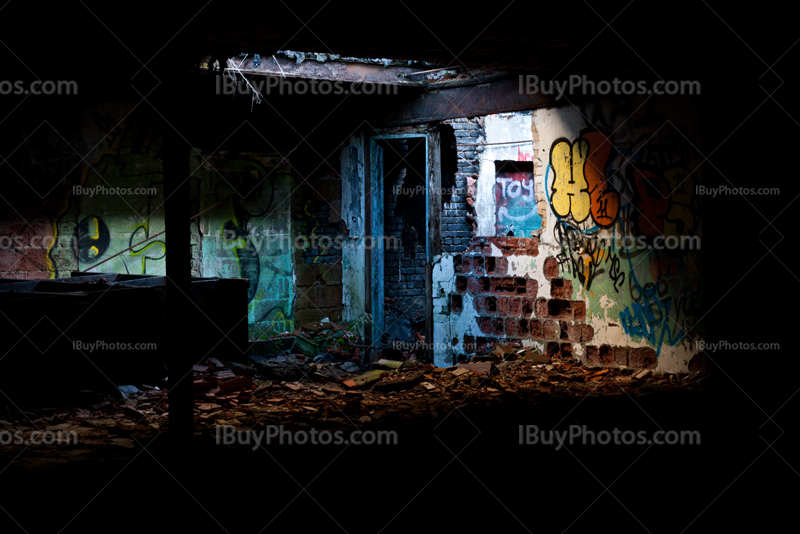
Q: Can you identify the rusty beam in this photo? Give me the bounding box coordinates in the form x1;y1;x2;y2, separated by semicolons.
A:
372;77;559;126
217;55;507;88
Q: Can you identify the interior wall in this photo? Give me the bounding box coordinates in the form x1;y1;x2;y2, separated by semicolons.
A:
433;100;704;373
0;104;348;340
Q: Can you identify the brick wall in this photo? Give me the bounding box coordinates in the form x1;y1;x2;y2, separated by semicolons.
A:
292;173;344;325
383;139;427;299
441;117;484;252
450;236;657;370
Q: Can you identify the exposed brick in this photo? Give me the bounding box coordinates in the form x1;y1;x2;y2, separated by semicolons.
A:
600;345;614;366
688;353;706;373
573;301;586;321
460;255;473;274
496;257;508;275
529;319;543;338
505;318;518;337
519;239;539;256
535;297;548;318
492;318;504;336
295;264;318;286
321;263;342;285
586;345;600;365
523;298;535;317
467;277;480;295
580;324;594;343
486;236;517;255
487;296;498;314
479;277;491;293
614;346;629;367
628;348;643;368
451;294;463;313
463;335;475;354
550;278;569;299
485;256;496;275
560;343;573;359
567;323;582;343
474;256;485;275
497;296;509;316
642;348;657;369
478;316;493;335
490;277;502;294
518;318;530;336
544;257;559;279
308;285;342;308
508;297;522;316
457;276;469;294
474;296;487;314
559;320;569;340
547;299;572;319
503;278;516;293
544;320;558;340
0;250;18;272
526;278;538;298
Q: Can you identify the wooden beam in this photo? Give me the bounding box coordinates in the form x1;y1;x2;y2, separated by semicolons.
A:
373;77;558;126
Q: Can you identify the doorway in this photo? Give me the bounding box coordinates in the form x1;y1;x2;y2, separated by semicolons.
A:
367;132;441;361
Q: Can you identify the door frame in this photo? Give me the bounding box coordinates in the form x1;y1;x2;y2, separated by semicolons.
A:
367;132;440;361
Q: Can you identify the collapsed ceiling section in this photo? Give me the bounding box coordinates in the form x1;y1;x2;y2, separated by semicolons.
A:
194;50;509;88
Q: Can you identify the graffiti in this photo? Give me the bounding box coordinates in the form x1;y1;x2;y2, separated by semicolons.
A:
49;110;165;276
550;137;591;223
129;223;166;274
494;164;542;236
73;216;110;263
554;220;624;293
620;250;701;355
516;147;534;161
650;255;677;284
193;153;294;337
540;104;703;361
581;131;620;227
548;132;620;229
258;306;291;334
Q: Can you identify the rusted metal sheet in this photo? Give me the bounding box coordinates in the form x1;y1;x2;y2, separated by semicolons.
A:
221;55;507;88
374;78;559;126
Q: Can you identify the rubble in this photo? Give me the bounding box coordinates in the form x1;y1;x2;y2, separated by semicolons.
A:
0;318;709;465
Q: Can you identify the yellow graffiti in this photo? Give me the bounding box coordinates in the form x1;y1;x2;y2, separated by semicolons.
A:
89;246;99;257
89;218;100;240
550;138;591;222
579;248;610;285
130;241;166;273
